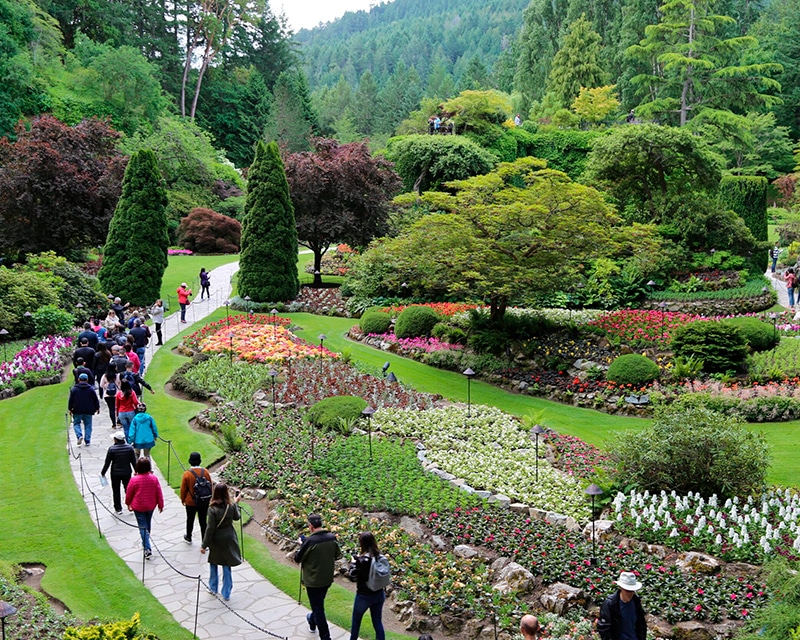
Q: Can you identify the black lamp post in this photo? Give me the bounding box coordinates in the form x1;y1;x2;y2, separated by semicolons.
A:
23;311;33;346
362;406;375;460
0;600;18;640
224;299;230;326
318;334;327;372
244;296;252;322
770;312;778;350
0;329;8;362
463;368;476;417
532;424;545;483
585;483;604;566
228;332;235;366
269;368;278;416
271;308;278;339
386;371;398;383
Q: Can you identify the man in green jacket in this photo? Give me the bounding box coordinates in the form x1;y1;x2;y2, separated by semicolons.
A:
294;513;341;640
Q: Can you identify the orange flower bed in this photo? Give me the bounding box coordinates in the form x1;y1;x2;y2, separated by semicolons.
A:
199;323;338;364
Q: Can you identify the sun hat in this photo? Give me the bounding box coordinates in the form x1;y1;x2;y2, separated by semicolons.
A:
181;282;187;287
79;373;89;381
615;572;642;591
113;431;126;441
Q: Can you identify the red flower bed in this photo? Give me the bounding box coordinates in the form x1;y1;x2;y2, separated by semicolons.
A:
588;309;703;346
184;315;292;350
379;302;479;317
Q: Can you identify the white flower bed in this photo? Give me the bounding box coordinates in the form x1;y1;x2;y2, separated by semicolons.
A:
374;405;590;520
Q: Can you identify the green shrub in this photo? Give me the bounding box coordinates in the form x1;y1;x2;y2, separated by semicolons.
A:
32;305;75;336
64;613;157;639
359;311;393;335
606;354;660;386
394;306;440;339
722;316;778;351
671;321;749;373
608;405;769;498
307;396;368;433
11;379;26;395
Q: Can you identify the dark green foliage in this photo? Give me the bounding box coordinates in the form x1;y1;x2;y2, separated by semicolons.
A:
167;353;213;401
526;129;605;179
736;559;800;640
359;311;392;334
608;405;770;498
719;175;768;271
98;149;169;305
394;305;440;338
385;135;497;193
306;396;368;433
238;141;299;302
671;321;749;373
606;353;660;386
722;317;778;352
431;323;466;344
32;305;75;337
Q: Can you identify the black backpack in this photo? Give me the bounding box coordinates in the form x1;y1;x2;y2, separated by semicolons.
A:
191;468;212;505
105;380;118;397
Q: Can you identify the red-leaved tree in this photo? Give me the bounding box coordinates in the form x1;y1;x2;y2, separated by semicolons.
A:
284;138;401;285
177;207;242;253
0;115;126;260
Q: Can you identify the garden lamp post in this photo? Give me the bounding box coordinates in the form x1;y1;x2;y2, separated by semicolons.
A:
271;308;278;339
532;424;545;483
228;332;235;366
0;329;7;362
585;483;604;566
244;296;252;322
463;368;476;417
382;361;390;377
318;334;327;373
386;372;398;383
23;311;32;346
770;312;778;350
269;368;278;416
224;299;230;326
362;405;375;461
0;600;17;640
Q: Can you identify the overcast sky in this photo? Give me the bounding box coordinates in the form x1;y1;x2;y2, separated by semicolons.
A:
277;0;381;32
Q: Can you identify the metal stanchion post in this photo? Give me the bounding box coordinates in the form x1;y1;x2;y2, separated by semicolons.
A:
91;492;103;538
193;577;201;639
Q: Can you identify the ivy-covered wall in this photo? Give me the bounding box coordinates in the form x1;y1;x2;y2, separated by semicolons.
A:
719;175;768;272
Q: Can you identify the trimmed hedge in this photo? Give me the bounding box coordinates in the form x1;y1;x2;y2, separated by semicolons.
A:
359;311;393;335
719;175;768;272
722;316;778;351
306;395;368;433
671;321;749;373
394;305;440;339
606;354;660;386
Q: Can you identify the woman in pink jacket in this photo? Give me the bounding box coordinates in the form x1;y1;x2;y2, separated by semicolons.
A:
126;457;164;558
177;282;192;323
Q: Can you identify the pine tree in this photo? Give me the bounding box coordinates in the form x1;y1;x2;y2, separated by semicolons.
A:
98;149;169;305
238;140;299;302
546;15;607;108
264;71;319;153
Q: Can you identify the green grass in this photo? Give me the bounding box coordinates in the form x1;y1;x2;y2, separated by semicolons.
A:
297;250;345;286
0;381;194;639
159;254;238;311
1;338;27;362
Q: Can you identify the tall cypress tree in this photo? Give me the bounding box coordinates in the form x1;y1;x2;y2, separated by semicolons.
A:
98;149;169;305
238;140;299;302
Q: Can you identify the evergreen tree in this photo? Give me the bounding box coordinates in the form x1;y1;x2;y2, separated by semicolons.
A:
426;60;457;100
238;140;299;302
98;149;169;305
264;71;319;153
376;62;423;135
546;15;607;108
352;71;380;136
460;56;493;91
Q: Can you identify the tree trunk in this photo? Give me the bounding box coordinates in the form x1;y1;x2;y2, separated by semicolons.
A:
489;295;507;326
313;248;323;286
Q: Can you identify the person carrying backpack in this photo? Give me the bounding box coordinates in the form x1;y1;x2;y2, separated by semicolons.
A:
100;369;120;424
180;452;213;543
348;531;390;640
122;361;154;398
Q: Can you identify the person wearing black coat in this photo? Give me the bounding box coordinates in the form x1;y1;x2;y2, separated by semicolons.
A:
68;373;100;446
72;358;95;385
597;572;647;640
101;432;137;514
72;338;96;370
77;323;99;349
348;531;386;640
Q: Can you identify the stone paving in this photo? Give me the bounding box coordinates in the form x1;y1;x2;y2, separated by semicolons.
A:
767;268;792;309
67;261;350;640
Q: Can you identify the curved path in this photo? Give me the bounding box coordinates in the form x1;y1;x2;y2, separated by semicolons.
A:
67;261;349;640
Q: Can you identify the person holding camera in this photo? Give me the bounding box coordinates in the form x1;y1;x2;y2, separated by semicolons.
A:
294;513;341;640
200;483;242;601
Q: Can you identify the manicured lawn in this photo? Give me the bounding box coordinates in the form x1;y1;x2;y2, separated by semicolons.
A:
159;254;238;311
0;381;194;638
297;250;345;287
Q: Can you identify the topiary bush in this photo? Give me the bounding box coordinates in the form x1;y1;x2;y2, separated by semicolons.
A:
608;405;769;498
359;311;392;335
722;316;778;352
394;305;440;339
32;305;75;336
307;395;368;433
671;321;749;373
606;353;660;386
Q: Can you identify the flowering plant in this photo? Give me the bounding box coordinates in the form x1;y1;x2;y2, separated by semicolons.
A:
200;323;337;364
588;309;702;346
366;332;462;354
0;336;73;389
183;316;291;350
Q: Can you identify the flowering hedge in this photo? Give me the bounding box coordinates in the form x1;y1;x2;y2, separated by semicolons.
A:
0;336;73;389
612;489;800;564
167;248;193;255
380;302;479;317
544;431;612;478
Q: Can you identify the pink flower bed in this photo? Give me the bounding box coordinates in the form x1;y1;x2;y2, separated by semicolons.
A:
168;248;193;255
0;336;73;387
367;332;462;353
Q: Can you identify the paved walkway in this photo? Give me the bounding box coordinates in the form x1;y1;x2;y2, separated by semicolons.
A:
67;261;350;640
767;269;792;309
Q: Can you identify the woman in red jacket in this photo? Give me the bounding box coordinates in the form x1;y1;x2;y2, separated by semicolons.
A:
126;457;164;559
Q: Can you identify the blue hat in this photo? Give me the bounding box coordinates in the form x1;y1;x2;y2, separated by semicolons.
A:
79;373;89;381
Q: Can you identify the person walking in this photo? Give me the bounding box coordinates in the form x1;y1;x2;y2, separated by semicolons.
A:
597;571;647;640
94;343;112;392
787;268;796;310
201;483;242;601
128;402;158;459
125;456;164;559
180;452;213;544
100;369;119;424
348;531;388;640
68;372;100;447
72;337;96;370
72;357;95;386
77;322;99;349
122;360;154;398
771;243;781;274
115;380;139;440
177;283;192;323
199;268;211;299
151;299;165;345
294;513;341;640
129;319;150;374
101;431;137;515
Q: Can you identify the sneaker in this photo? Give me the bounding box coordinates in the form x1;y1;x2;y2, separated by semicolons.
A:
207;588;217;595
77;436;83;445
115;510;123;516
144;549;152;559
183;535;192;544
307;613;316;632
84;442;90;447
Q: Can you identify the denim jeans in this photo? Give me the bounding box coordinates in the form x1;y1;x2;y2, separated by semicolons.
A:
790;287;795;308
118;411;135;440
134;509;154;551
307;585;331;640
136;347;146;374
209;564;233;599
72;413;93;444
180;302;187;322
350;590;386;640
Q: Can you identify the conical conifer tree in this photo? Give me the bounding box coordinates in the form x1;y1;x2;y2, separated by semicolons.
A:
98;149;169;305
238;140;299;302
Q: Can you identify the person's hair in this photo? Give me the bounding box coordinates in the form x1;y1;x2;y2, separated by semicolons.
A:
108;309;116;316
121;379;132;397
308;513;323;529
134;319;141;326
76;357;85;365
358;531;380;557
127;335;135;345
136;402;147;413
211;482;231;507
124;343;132;352
126;361;134;369
154;299;162;307
83;322;91;330
105;369;116;382
135;457;151;474
200;268;206;273
520;615;540;635
189;451;201;466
